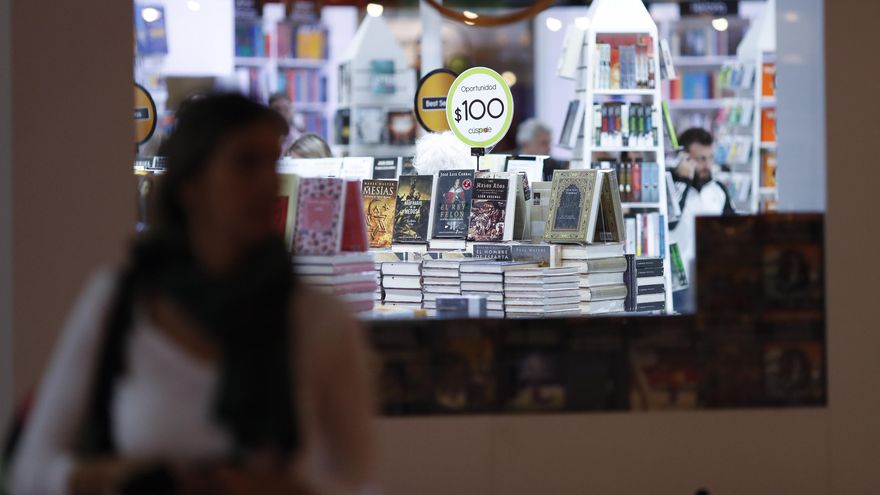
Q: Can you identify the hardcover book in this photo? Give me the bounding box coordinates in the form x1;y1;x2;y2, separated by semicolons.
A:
362;179;398;248
341;181;369;252
392;175;434;244
432;170;475;239
543;170;597;243
467;176;515;242
276;173;300;251
293;178;345;255
510;244;561;267
471;243;512;261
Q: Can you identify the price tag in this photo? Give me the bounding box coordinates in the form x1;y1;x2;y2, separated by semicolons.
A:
445;67;513;149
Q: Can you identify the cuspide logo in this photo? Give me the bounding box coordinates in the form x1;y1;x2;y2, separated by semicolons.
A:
468;127;492;135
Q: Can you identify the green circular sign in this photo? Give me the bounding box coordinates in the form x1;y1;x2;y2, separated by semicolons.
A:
445;67;514;148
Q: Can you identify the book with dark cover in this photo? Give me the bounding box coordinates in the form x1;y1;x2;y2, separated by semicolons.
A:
362;179;397;248
499;326;566;412
596;169;625;243
472;243;512;261
387;110;417;145
623;254;637;311
392;175;434;244
335;108;350;145
467;177;511;242
432;170;475;239
510;244;560;267
372;157;400;180
400;156;417;176
764;339;824;404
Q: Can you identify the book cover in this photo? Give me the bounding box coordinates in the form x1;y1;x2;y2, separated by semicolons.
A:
293;178;345;255
472;243;512;261
392;175;434;244
362;179;398;248
467;177;511;242
335;109;350;145
355;107;386;145
341;181;369;252
510;244;561;268
543;170;597;243
372;157;400;180
432;170;475;239
370;59;396;95
400;156;417;176
596;169;625;243
387;111;417;146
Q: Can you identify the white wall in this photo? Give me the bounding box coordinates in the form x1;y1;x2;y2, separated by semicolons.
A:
776;0;825;212
135;0;234;76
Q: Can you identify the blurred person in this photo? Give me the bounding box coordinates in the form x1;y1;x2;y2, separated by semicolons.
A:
269;92;301;152
9;94;375;495
285;133;333;159
514;118;567;181
669;127;735;313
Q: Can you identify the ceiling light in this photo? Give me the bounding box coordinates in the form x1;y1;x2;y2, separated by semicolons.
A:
186;0;201;12
366;3;384;17
502;71;517;87
574;16;591;31
784;11;800;23
545;17;562;32
463;10;479;20
141;7;162;23
464;20;475;26
711;17;729;32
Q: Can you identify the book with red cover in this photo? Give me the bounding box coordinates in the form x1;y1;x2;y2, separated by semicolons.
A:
293;178;345;255
631;162;642;203
341;180;369;252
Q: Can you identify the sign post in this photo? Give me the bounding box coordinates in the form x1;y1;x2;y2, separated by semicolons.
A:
445;67;514;169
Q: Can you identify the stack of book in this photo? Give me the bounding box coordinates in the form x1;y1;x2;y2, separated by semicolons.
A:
293;252;377;316
503;266;582;318
624;255;667;313
559;243;629;315
421;258;465;316
459;261;538;318
380;260;423;311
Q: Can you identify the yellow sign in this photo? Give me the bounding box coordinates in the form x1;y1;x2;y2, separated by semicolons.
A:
414;69;457;133
134;83;157;145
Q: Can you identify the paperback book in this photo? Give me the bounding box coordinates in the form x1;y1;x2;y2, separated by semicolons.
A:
362;179;398;248
467;176;515;242
432;170;475;239
392;175;434;244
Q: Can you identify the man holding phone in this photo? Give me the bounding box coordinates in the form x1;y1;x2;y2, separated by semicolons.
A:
669;128;735;312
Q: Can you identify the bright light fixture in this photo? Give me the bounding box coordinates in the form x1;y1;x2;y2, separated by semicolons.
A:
463;10;479;20
711;17;729;32
574;16;591;30
366;3;384;17
464;20;475;26
502;71;517;87
186;0;201;12
545;17;562;32
141;7;162;23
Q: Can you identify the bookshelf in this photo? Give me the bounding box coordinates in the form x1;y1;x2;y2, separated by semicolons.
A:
566;0;674;313
334;14;417;157
233;14;331;139
713;0;776;213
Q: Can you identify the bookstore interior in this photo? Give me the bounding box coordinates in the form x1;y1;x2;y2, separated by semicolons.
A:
133;0;826;412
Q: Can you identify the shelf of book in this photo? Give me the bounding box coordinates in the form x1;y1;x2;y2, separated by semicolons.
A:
277;57;328;69
671;55;738;67
234;56;272;67
563;0;673;313
666;99;725;110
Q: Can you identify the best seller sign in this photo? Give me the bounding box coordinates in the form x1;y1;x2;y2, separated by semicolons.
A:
445;67;514;149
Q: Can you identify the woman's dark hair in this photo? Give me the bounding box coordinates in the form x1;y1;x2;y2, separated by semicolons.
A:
155;93;288;237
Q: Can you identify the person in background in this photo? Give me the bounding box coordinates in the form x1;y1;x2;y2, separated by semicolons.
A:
669;127;735;313
269;92;301;152
514;118;567;181
10;94;375;495
286;133;333;159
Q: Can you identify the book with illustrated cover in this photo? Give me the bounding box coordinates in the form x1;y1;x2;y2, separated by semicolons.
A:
387;111;417;145
392;175;434;244
362;179;398;248
467;176;516;242
293;178;345;255
335;109;350;145
471;243;512;261
370;59;395;95
543;170;599;244
431;327;496;412
432;170;475;239
275;173;300;251
596;169;625;243
355;107;385;145
764;339;824;404
400;156;417;176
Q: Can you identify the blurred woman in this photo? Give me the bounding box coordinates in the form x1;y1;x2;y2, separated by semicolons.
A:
10;94;375;495
285;133;333;159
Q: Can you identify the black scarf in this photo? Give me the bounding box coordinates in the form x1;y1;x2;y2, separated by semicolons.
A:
79;235;299;459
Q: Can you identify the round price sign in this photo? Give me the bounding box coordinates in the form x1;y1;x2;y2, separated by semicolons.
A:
445;67;513;149
134;83;157;146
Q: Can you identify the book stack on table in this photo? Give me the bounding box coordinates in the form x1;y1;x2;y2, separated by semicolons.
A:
624;255;667;313
459;261;538;318
292;252;377;316
380;260;423;311
559;243;629;315
421;258;466;317
503;266;582;318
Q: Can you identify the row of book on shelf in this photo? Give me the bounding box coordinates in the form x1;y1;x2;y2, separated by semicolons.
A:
667;24;745;58
557;100;661;151
234;19;328;60
277;68;327;104
593;34;657;90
